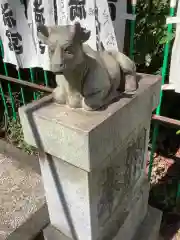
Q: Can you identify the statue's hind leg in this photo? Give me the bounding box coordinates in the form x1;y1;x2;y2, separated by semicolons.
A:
109;51;138;93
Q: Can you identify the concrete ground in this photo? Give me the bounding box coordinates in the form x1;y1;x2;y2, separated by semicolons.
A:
0;148;49;240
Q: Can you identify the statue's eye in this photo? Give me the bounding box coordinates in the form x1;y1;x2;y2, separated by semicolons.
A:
64;45;73;54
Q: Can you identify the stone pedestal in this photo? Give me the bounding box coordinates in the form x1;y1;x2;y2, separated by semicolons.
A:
19;74;162;240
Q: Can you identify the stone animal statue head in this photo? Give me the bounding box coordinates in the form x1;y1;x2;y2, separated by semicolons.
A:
37;22;91;73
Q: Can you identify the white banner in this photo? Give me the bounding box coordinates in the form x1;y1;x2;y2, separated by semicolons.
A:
108;0;127;52
0;1;17;67
28;0;55;70
0;0;37;68
57;0;122;50
96;0;118;51
169;0;180;93
56;0;97;51
0;0;127;70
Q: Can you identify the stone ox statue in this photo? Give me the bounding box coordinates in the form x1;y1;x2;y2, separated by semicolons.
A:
38;22;138;111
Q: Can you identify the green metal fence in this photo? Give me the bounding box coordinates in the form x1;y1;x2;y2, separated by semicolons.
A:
0;45;54;120
0;0;179;187
148;0;180;202
148;3;176;180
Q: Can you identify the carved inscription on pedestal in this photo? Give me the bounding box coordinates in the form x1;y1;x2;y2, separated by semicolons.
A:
125;128;147;187
98;127;147;226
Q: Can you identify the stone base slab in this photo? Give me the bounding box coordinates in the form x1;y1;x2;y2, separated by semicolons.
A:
42;225;70;240
37;177;149;240
133;206;162;240
40;205;162;240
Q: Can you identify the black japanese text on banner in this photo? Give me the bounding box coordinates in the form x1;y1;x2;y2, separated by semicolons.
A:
0;0;17;66
30;0;55;70
56;0;118;51
56;0;97;51
0;0;38;68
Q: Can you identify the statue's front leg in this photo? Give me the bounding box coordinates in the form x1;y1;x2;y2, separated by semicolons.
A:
67;90;83;109
53;75;66;104
53;86;66;104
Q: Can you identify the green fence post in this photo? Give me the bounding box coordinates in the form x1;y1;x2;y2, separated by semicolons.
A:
148;2;176;181
0;82;8;117
29;68;37;100
0;42;8;117
43;70;48;86
0;41;16;120
17;69;26;105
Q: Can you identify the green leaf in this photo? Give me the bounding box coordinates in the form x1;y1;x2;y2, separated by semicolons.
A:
176;130;180;135
159;32;175;45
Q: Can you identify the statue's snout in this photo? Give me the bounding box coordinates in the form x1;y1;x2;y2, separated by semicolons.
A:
51;46;65;73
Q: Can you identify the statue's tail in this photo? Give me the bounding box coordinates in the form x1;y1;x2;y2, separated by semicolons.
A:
109;51;136;74
110;51;138;93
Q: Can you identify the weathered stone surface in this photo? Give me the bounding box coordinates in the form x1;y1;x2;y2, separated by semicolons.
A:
38;205;162;240
132;206;162;240
38;147;149;240
35;178;149;240
19;74;161;172
96;126;149;228
43;225;70;240
112;178;149;240
0;149;49;240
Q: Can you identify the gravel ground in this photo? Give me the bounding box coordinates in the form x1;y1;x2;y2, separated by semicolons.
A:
148;148;180;240
0;152;47;239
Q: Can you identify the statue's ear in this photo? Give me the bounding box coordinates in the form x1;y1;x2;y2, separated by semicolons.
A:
37;24;51;45
73;22;91;43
